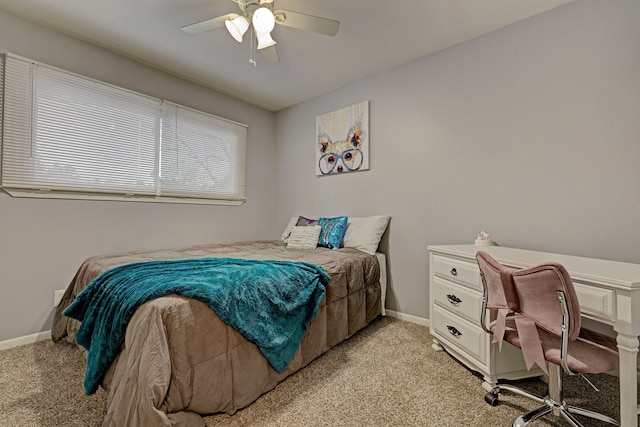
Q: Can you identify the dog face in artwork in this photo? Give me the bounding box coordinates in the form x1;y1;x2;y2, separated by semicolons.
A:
317;116;365;175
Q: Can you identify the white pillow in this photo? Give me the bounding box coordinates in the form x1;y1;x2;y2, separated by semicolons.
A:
280;216;300;243
342;216;391;255
287;225;322;250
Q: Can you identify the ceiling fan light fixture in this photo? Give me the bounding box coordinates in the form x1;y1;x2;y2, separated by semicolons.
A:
225;15;249;42
256;31;276;50
252;7;276;33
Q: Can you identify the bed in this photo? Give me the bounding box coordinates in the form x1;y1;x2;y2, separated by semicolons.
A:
52;235;387;427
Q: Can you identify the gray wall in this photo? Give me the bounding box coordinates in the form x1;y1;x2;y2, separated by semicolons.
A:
274;0;640;320
0;10;277;341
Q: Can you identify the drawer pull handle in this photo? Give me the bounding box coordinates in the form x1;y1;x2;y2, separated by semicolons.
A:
447;325;462;338
450;268;458;276
446;294;462;306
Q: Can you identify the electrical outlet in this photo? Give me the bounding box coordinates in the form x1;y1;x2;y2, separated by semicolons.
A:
54;290;66;308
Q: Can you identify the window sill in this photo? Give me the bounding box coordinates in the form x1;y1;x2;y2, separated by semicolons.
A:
1;188;245;206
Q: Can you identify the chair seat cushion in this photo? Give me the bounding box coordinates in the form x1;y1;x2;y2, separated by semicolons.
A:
493;318;626;374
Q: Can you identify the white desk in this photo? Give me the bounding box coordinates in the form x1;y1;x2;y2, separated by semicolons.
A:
428;244;640;427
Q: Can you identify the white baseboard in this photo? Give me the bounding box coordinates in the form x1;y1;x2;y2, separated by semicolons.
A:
385;309;430;327
0;330;51;351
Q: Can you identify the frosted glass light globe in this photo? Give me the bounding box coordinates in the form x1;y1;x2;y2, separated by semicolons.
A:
256;31;276;49
252;7;275;33
225;15;249;42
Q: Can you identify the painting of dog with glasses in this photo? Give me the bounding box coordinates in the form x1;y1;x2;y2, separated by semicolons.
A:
316;101;369;176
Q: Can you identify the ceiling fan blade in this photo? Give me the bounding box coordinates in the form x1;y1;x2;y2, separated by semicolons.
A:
273;10;340;37
181;13;239;35
260;45;279;64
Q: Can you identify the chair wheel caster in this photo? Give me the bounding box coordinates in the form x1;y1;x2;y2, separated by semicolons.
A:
484;391;499;406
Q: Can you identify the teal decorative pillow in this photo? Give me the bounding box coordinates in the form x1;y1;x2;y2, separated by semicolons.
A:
318;216;348;249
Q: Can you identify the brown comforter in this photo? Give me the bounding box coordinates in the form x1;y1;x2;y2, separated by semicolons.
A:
52;240;382;426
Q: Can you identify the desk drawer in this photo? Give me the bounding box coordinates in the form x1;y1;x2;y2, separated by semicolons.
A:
432;276;483;324
573;281;616;322
431;304;486;364
432;254;481;291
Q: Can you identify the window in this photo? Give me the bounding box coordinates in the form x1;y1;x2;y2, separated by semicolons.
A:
0;53;247;204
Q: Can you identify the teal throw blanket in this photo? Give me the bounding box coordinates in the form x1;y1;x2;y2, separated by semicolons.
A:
63;257;329;395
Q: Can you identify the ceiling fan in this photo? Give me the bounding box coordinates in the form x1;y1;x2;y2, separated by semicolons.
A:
181;0;340;65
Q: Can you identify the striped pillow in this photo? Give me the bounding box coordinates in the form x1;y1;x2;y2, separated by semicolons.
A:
286;225;321;249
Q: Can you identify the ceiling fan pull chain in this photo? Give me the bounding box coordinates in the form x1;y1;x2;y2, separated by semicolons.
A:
248;25;257;66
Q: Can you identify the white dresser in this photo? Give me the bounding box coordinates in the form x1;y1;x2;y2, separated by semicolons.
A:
428;245;541;391
427;244;640;427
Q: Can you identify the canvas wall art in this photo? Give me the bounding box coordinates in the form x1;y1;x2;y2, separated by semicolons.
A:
316;101;369;176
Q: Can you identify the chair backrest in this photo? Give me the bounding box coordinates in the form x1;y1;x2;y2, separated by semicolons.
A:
476;251;519;312
476;251;581;341
512;261;581;340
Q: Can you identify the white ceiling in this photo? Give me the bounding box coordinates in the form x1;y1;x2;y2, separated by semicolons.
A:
0;0;573;112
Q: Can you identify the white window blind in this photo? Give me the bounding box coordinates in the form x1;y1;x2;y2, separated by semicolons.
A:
0;53;247;204
160;102;246;200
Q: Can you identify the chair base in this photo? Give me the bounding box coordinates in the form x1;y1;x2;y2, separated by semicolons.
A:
512;399;620;427
486;386;619;426
485;364;619;427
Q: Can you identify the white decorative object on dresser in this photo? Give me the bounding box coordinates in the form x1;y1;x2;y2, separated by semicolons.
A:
428;244;640;427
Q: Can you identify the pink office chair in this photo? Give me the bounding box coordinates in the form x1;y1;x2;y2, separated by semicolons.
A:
476;250;621;427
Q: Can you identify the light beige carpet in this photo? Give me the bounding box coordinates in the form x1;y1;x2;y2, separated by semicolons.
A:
0;317;623;426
